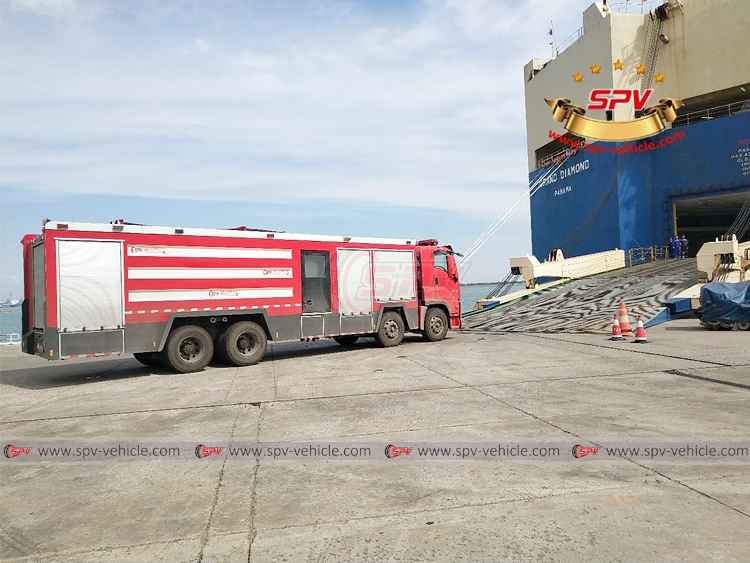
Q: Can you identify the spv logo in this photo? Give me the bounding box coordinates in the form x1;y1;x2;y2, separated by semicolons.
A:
195;445;223;459
572;444;599;459
587;89;653;111
4;444;31;459
545;59;682;142
384;444;412;459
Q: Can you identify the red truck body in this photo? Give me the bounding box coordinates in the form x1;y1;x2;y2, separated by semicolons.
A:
21;220;461;371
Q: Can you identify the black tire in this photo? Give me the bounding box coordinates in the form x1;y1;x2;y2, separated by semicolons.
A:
333;335;359;346
374;311;405;347
422;308;449;342
220;321;267;366
162;325;214;373
133;352;163;368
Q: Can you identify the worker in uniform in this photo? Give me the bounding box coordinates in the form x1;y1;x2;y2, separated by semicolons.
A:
679;234;689;258
668;237;675;258
672;236;682;259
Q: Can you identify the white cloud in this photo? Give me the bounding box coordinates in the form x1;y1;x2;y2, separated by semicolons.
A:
0;0;594;256
193;38;211;54
7;0;75;15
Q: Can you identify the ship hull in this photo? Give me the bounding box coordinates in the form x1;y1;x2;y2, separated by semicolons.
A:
529;112;750;259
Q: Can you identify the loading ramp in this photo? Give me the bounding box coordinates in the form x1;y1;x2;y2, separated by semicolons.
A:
463;259;699;333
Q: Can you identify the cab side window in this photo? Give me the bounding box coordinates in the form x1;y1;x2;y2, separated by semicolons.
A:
434;252;449;272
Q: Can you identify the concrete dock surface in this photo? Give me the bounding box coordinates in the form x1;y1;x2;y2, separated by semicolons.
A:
1;321;749;562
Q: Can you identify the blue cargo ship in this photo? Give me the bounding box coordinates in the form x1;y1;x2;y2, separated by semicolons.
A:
522;1;750;261
529;111;750;259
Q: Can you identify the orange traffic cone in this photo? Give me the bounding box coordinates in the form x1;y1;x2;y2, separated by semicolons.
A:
633;316;648;343
618;302;634;336
610;314;625;341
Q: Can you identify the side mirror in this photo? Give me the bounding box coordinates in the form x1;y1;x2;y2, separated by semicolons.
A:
447;256;458;281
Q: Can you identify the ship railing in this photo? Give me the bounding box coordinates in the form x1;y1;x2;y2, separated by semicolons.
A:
607;0;665;14
534;143;586;171
554;27;584;57
672;99;750;129
529;27;585;82
626;246;672;267
0;333;21;346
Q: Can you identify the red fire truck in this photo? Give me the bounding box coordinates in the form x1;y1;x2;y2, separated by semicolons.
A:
21;220;462;372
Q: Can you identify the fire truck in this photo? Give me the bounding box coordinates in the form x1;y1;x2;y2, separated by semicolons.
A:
21;220;462;372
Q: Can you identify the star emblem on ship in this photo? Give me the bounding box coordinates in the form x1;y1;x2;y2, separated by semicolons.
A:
573;71;584;82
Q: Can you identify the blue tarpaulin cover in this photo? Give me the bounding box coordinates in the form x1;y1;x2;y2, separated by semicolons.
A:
699;281;750;323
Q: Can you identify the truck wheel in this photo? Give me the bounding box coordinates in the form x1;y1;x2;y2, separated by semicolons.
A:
221;321;267;366
133;352;163;368
162;325;214;373
333;335;359;346
422;308;449;342
374;311;405;347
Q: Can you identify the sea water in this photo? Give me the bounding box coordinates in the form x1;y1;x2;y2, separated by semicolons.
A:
0;308;22;336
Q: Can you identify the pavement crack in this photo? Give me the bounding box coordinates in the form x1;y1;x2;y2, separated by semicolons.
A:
663;369;750;391
246;404;262;562
270;344;278;401
197;408;242;562
1;386;469;425
0;535;203;562
400;355;586;440
625;460;750;519
380;355;750;520
519;333;732;367
223;367;242;403
0;359;132;422
254;484;641;533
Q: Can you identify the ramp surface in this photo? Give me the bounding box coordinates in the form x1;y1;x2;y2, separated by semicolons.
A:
463;259;699;333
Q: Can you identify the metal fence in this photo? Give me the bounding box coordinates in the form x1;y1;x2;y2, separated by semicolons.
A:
554;27;584;56
0;333;20;346
626;246;674;267
672;99;750;129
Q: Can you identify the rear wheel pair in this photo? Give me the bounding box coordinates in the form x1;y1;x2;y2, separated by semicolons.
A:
141;322;267;373
217;321;267;367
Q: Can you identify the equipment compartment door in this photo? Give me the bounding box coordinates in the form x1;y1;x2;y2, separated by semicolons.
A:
373;250;416;302
337;249;372;315
57;240;124;332
301;251;331;314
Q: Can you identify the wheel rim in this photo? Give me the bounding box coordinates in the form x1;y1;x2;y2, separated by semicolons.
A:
178;336;205;364
383;319;400;340
235;332;259;357
429;315;445;335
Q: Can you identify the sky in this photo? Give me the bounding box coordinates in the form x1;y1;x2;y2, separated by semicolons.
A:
0;0;597;296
